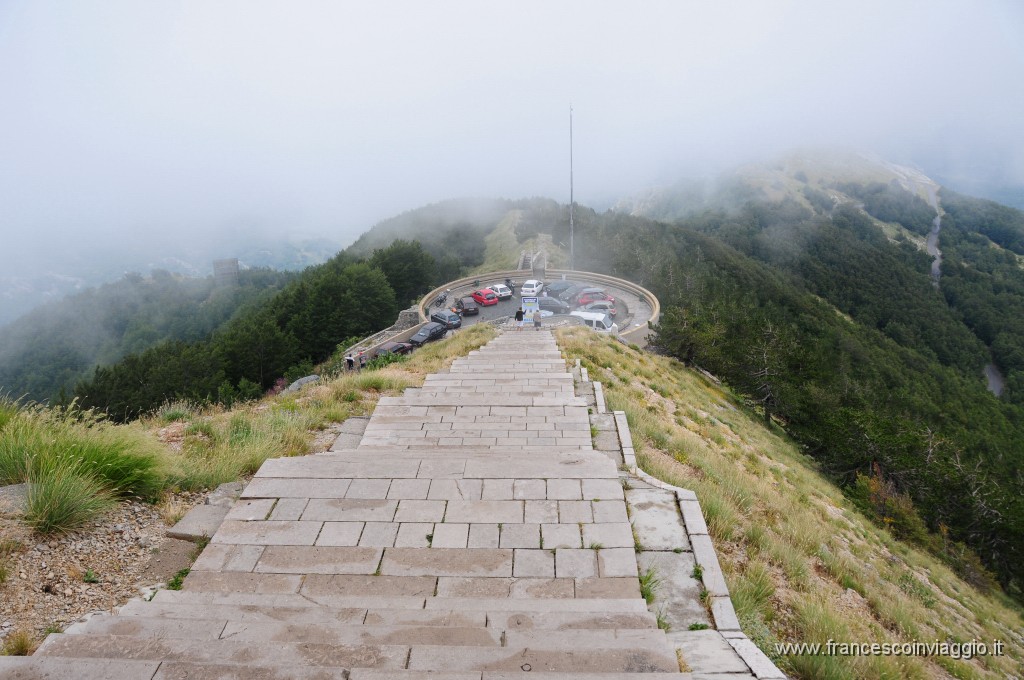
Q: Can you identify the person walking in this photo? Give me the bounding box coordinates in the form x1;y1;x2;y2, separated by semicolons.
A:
358;352;367;370
345;354;355;371
514;307;524;331
533;309;542;331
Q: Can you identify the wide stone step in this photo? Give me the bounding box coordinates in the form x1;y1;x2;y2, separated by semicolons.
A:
422;597;650;613
35;634;410;670
504;628;670;650
310;448;604;461
118;600;490;628
247;455;617;480
375;396;589;406
356;674;687;680
406;642;679;673
0;657;161;679
223;622;501;647
118;599;370;625
406;387;574;395
486;610;659;630
33;634;682;675
150;589;428;610
360;438;591;450
80;616;504;647
423;372;573;381
78;615;228;640
149;590;651;615
157;662;369;679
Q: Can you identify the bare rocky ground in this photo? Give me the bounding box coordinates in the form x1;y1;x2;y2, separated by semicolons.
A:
0;491;204;648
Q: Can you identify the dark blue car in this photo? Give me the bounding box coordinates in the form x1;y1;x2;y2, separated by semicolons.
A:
409;321;447;346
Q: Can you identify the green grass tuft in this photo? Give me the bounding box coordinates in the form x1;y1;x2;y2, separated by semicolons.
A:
639;567;660;605
23;465;116;534
0;403;165;501
166;568;190;590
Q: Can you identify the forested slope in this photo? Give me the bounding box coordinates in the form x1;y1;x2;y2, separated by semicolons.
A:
573;189;1023;593
939;189;1024;403
0;268;294;402
72;201;514;420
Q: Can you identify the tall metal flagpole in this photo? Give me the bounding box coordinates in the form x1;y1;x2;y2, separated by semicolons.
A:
569;105;575;271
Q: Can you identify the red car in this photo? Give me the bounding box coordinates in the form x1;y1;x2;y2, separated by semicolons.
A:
577;290;616;306
471;288;499;306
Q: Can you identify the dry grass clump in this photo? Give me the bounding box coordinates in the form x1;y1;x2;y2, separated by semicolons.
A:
156;493;190;526
555;327;1024;679
2;629;38;656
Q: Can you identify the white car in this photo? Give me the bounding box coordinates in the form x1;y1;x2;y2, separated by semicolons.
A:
520;279;544;296
570;310;618;334
489;283;513;300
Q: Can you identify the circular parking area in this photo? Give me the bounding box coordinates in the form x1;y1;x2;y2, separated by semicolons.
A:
421;271;657;340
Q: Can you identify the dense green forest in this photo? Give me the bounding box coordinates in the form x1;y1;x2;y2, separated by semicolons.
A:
72;232;491;420
836;180;937;235
0;268;295;402
2;201;513;408
938;190;1024;404
563;196;1023;594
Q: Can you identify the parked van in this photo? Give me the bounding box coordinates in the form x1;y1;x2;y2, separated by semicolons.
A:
570;310;619;334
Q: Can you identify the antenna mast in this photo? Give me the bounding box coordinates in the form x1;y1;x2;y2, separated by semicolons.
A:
569;105;575;271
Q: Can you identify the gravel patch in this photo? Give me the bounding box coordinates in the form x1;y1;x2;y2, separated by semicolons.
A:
0;491;204;645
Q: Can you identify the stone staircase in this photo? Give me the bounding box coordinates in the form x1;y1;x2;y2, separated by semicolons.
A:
1;331;695;679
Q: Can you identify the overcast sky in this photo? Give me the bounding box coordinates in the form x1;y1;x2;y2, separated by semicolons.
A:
2;0;1023;272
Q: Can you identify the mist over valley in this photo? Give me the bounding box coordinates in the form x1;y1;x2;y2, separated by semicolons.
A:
1;3;1023;674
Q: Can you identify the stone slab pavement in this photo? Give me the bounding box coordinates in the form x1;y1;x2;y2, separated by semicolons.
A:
6;330;710;678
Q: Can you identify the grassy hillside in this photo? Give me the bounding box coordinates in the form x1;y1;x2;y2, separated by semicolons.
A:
557;327;1024;679
582;167;1024;589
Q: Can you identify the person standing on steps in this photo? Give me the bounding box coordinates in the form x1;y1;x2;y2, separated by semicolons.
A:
515;307;524;331
345;354;355;371
533;309;542;331
358;352;367;371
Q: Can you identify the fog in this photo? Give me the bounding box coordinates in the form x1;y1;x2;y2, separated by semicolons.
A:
1;1;1022;290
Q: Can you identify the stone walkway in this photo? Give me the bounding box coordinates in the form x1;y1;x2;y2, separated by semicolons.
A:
0;330;782;678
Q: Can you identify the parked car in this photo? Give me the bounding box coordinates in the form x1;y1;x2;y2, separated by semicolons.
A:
576;289;616;306
489;283;513;300
409;322;447;346
580;300;617;317
471;288;499;306
557;284;586;302
520;279;544;296
570;311;618;334
430;309;462;330
455;297;479;315
538;297;571;314
544;280;578;297
373;341;413;358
